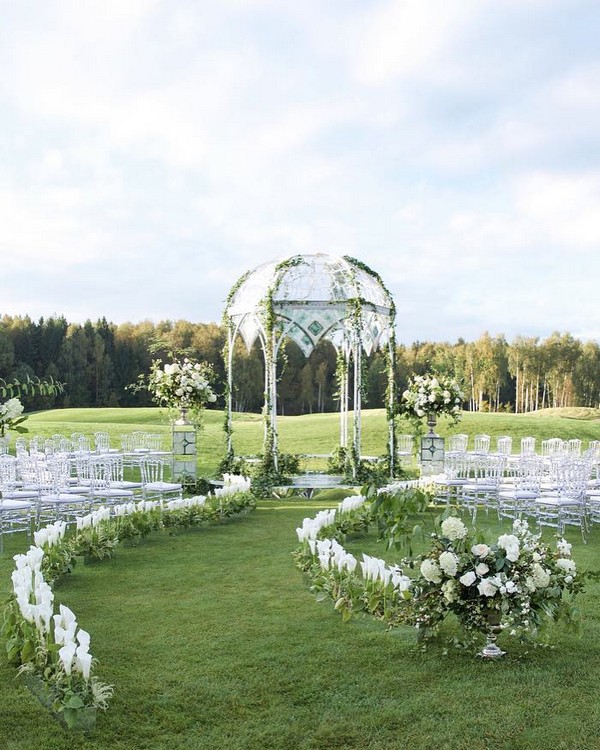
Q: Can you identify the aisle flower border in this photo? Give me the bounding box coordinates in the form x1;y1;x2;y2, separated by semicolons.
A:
3;478;255;731
293;482;584;654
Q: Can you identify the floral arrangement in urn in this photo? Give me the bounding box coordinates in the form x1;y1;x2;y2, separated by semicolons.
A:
293;496;585;657
400;373;463;428
144;358;217;421
399;516;581;651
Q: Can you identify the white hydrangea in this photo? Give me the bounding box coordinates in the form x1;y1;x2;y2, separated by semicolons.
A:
0;397;24;420
420;558;442;583
531;562;551;589
441;516;468;541
442;579;458;602
556;558;576;575
439;551;459;577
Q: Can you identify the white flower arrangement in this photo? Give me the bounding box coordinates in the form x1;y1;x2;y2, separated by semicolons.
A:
146;358;217;413
294;499;584;653
0;396;26;437
8;544;113;727
400;517;581;645
401;373;463;425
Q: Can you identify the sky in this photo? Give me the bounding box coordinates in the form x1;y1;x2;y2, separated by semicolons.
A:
1;0;599;345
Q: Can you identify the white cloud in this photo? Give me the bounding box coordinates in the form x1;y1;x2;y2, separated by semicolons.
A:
351;0;478;86
0;186;107;268
0;0;599;342
514;171;600;249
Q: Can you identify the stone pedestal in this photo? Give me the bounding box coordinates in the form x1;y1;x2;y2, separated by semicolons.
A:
172;420;197;482
420;429;445;477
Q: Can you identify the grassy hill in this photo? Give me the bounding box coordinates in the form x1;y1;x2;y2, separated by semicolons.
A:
21;406;600;475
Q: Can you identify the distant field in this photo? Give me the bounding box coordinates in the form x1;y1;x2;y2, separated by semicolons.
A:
20;406;600;475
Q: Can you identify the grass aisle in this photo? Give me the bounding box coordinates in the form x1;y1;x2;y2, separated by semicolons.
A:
2;497;600;749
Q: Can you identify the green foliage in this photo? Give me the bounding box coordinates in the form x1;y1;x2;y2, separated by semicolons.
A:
371;486;432;554
249;452;301;497
328;447;404;487
0;374;64;400
41;540;77;584
73;526;120;562
113;509;164;543
295;495;593;658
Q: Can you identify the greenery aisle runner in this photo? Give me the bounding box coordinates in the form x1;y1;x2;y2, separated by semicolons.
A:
2;497;600;749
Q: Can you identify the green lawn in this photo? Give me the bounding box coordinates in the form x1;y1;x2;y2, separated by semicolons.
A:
2;408;600;749
23;405;600;475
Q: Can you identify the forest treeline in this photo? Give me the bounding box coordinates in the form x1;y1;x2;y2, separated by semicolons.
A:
0;314;598;414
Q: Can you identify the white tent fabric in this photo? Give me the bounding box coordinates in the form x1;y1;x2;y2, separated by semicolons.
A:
226;254;394;356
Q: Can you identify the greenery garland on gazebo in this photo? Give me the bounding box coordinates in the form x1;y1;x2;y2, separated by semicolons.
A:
222;253;397;482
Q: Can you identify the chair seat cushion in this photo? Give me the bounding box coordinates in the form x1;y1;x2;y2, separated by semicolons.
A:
1;489;39;500
1;499;32;510
95;488;135;498
110;481;143;490
40;493;89;504
535;495;581;507
145;482;181;492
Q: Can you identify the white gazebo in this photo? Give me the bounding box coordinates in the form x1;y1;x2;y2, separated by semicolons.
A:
223;253;397;477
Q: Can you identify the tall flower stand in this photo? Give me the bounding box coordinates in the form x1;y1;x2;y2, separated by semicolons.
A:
420;413;445;476
172;409;197;484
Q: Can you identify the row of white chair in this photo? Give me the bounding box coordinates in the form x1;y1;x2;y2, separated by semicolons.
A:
446;434;600;458
434;452;598;541
1;431;167;458
0;452;182;552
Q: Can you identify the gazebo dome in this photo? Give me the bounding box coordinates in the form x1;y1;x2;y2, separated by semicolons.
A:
226;253;394;357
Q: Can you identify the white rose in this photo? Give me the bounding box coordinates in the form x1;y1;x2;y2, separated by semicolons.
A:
459;570;477;587
471;543;490;558
475;563;489;577
497;534;520;562
477;578;498;597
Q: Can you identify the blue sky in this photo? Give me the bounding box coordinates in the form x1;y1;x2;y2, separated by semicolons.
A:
1;0;599;344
